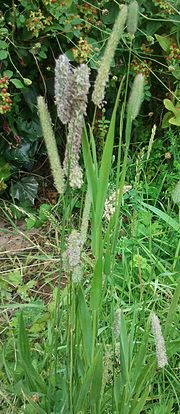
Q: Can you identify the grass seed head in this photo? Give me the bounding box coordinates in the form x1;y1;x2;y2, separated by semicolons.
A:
127;1;139;37
37;96;64;194
92;5;127;107
55;54;75;124
127;73;144;119
172;181;180;205
150;312;168;369
66;230;81;268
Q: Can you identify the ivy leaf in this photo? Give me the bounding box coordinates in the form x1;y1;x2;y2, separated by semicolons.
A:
0;157;11;181
10;177;38;205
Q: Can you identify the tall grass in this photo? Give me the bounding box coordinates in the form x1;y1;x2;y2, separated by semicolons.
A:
8;74;178;413
0;4;179;413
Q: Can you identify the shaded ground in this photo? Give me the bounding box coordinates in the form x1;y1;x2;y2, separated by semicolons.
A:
0;219;40;253
0;217;65;308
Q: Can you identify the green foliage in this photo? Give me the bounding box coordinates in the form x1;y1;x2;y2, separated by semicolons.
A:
0;0;179;199
25;203;52;230
162;99;180;127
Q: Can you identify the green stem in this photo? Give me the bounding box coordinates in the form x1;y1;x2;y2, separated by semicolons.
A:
91;310;97;363
112;111;133;256
69;279;74;414
173;207;180;270
92;105;97;131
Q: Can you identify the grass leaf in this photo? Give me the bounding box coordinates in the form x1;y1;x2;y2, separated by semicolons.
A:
141;202;180;232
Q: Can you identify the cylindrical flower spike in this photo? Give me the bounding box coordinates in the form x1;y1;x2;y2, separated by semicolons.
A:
55;56;90;189
150;312;168;369
127;1;139;36
92;5;128;107
37;96;64;195
172;181;180;205
113;308;122;339
127;73;144;119
54;54;75;124
66;230;81;268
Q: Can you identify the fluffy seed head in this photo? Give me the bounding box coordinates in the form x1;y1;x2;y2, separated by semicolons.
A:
63;111;84;188
113;308;122;339
54;54;75;124
73;64;90;115
66;230;81;268
150;312;168;369
72;265;83;283
172;181;180;205
69;164;83;189
37;96;64;194
92;5;127;107
127;1;139;36
127;73;144;119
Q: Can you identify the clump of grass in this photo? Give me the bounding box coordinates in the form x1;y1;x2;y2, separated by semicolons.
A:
1;8;180;414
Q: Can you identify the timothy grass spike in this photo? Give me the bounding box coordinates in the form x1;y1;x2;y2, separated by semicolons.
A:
150;312;168;369
92;5;127;107
127;73;144;119
37;96;64;195
127;0;139;37
172;181;180;205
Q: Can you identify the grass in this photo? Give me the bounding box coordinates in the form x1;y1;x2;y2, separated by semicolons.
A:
0;99;179;414
0;12;180;413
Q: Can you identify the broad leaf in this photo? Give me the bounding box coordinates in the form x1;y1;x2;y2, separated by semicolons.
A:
0;157;11;181
10;78;25;89
0;50;8;60
10;176;38;205
155;34;171;52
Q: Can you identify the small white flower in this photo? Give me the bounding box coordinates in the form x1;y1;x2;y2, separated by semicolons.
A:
103;186;132;221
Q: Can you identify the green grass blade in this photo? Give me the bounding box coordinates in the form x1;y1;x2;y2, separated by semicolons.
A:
95;81;123;228
130;386;150;414
119;312;129;384
90;257;103;311
18;313;46;393
89;124;98;176
82;124;97;208
141;202;180;232
90;348;103;407
165;279;180;336
24;400;47;414
74;361;95;412
132;359;156;399
78;287;92;366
